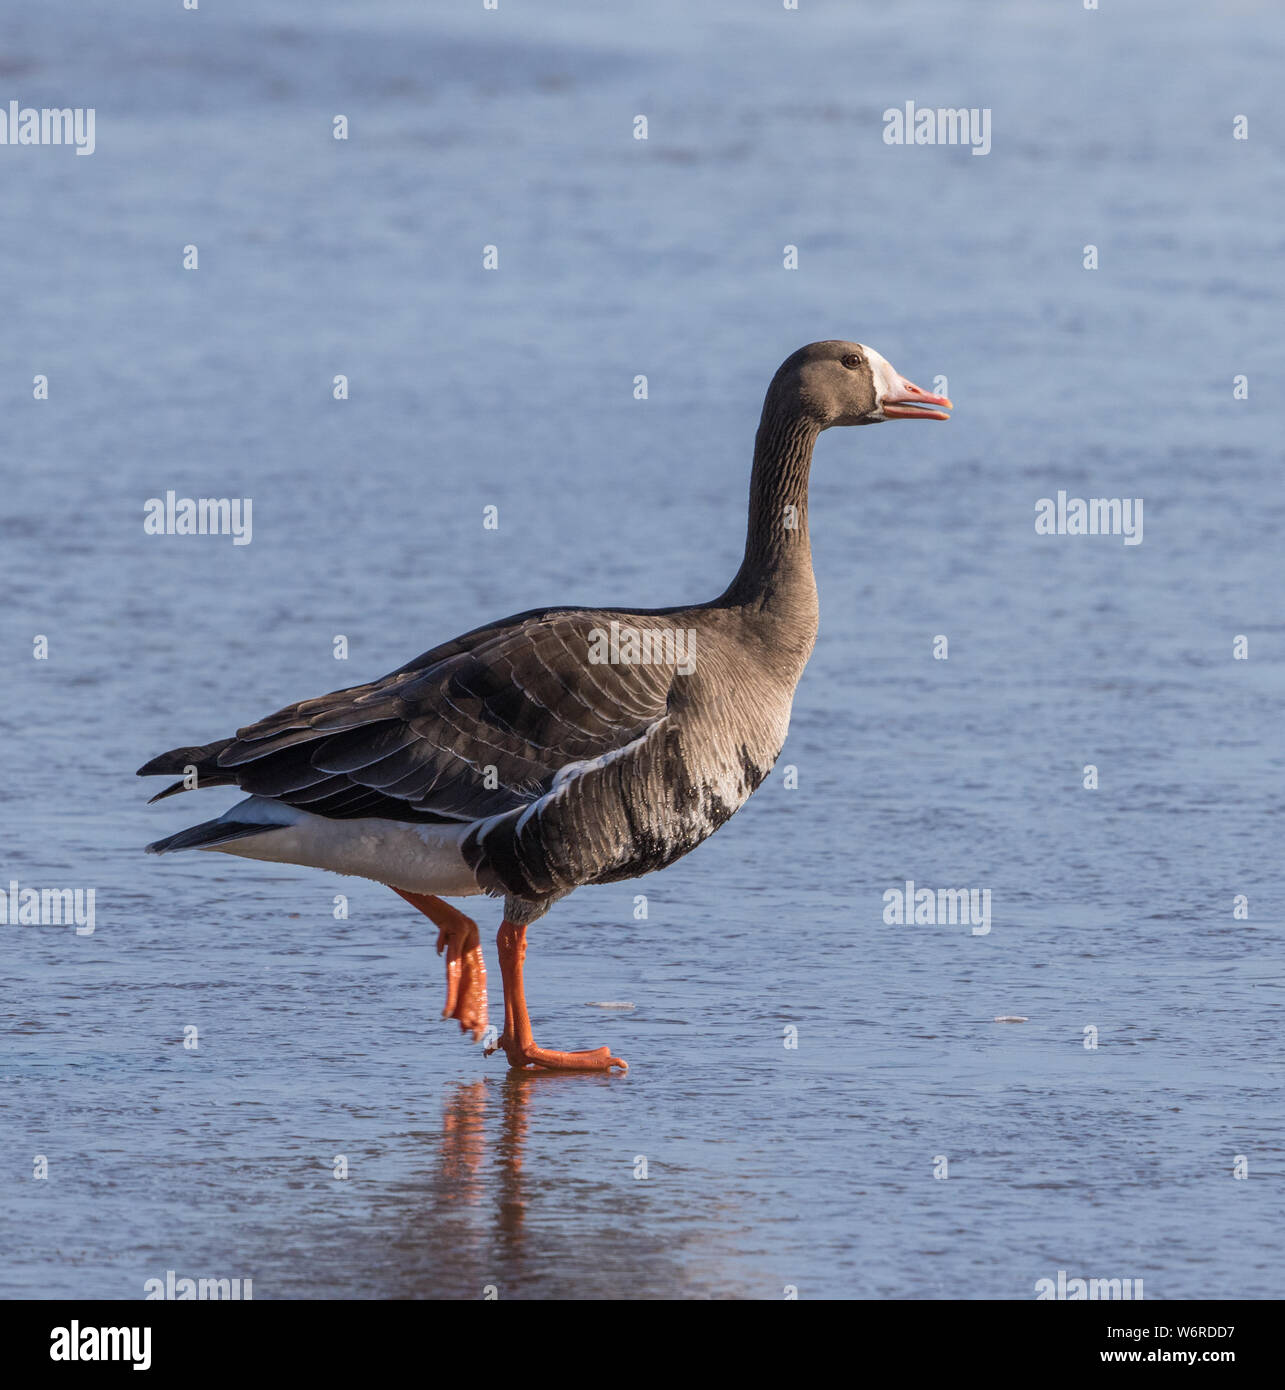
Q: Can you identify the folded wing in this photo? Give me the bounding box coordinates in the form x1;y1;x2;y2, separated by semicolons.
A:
139;606;679;828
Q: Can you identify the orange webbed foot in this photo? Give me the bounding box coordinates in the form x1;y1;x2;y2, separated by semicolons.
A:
485;1034;627;1072
437;921;487;1042
485;919;627;1072
390;888;488;1044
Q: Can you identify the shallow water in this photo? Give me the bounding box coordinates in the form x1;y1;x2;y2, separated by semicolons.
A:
2;0;1282;1299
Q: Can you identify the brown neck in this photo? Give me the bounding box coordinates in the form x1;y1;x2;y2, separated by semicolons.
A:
720;399;820;612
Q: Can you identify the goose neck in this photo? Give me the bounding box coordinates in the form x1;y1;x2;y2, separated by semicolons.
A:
722;406;819;611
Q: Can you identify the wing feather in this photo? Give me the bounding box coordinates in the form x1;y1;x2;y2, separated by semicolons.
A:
141;606;685;827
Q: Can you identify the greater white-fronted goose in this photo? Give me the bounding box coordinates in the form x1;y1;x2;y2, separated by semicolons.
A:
139;341;952;1071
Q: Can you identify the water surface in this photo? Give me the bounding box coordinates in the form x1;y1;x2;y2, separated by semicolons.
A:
1;0;1282;1299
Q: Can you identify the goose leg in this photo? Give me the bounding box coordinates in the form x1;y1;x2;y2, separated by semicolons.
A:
485;921;627;1072
390;889;487;1042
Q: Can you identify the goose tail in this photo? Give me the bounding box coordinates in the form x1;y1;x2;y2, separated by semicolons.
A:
146;819;268;856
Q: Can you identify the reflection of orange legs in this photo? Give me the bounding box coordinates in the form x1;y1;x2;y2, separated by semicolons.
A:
484;921;627;1072
439;1081;487;1198
391;889;487;1042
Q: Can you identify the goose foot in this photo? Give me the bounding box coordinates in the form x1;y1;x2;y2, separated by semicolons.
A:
486;920;628;1073
437;921;487;1042
486;1036;628;1073
390;888;488;1042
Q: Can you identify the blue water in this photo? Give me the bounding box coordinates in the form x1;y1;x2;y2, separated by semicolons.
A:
2;0;1282;1299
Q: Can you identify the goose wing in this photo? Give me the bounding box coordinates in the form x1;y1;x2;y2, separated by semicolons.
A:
139;607;680;826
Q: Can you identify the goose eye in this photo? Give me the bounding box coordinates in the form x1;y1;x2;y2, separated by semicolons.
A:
841;354;862;370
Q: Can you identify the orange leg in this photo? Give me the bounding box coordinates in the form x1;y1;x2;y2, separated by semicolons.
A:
484;920;627;1072
391;889;487;1043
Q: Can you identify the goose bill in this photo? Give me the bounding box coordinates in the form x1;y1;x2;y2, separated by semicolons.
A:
881;378;953;420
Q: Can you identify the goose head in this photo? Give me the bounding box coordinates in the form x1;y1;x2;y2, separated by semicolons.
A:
773;339;952;428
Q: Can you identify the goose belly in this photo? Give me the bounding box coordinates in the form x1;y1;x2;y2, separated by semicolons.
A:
209;798;482;897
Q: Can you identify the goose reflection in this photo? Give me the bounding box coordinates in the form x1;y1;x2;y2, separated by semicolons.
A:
434;1070;611;1255
366;1069;701;1296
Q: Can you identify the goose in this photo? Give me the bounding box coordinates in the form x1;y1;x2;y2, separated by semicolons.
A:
139;341;951;1072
